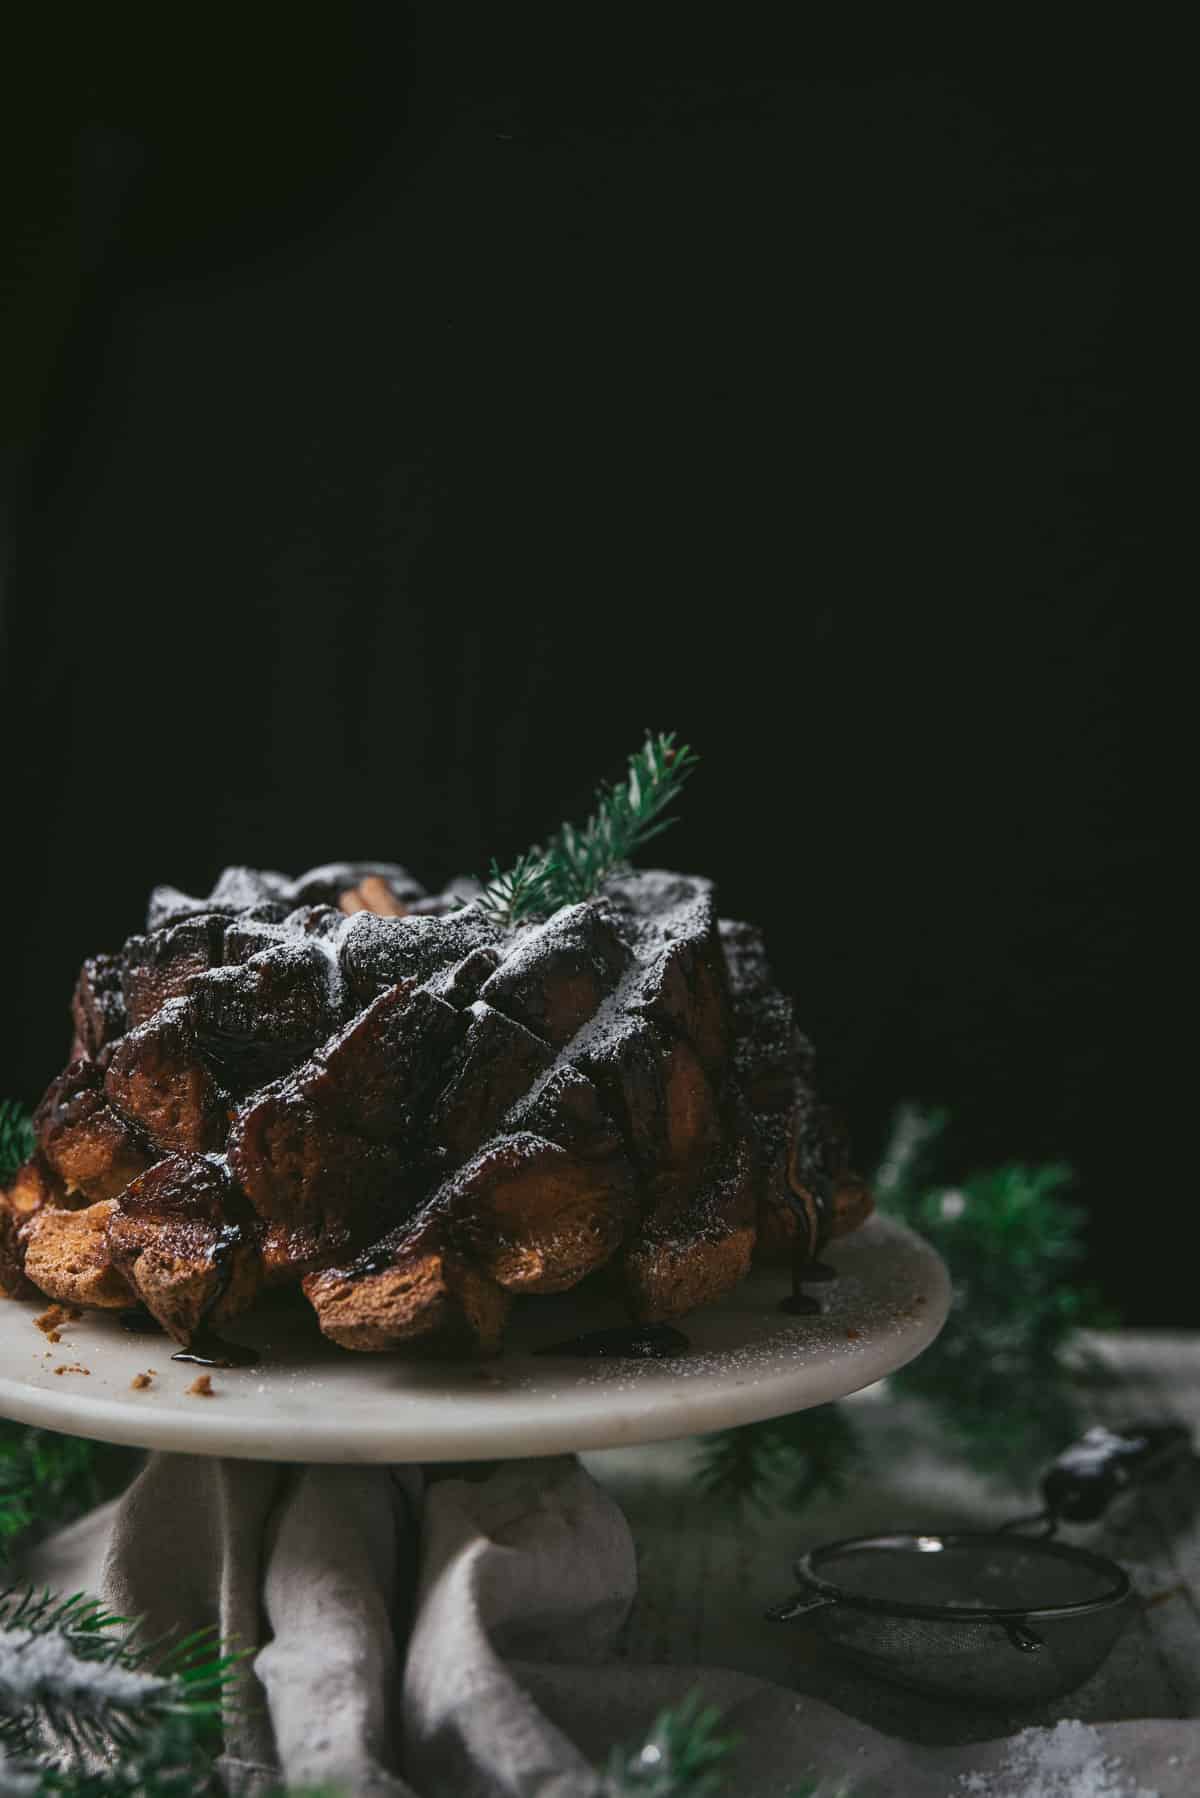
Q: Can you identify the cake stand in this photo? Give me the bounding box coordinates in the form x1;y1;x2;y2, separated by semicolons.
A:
0;1215;948;1462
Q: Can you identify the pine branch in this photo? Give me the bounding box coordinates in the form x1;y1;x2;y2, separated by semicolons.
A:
0;1591;231;1773
475;852;560;932
5;1711;218;1796
0;1430;138;1577
693;1405;863;1514
876;1106;1115;1478
869;1100;950;1211
0;1104;33;1183
478;732;699;927
602;1691;735;1797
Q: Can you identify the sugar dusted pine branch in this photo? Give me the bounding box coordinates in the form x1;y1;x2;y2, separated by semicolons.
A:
478;732;700;928
0;1589;231;1774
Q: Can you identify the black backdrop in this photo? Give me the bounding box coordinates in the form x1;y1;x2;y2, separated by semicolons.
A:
3;25;1170;1315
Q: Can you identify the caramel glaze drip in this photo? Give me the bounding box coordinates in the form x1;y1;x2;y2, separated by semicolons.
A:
170;1225;260;1369
780;1126;838;1315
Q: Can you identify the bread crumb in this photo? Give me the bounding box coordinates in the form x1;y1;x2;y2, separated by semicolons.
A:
130;1371;154;1390
53;1364;89;1375
34;1305;69;1337
187;1374;215;1397
845;1328;861;1340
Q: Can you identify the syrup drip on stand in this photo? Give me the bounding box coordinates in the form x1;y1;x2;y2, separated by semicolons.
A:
779;1165;838;1316
172;1226;260;1369
535;1323;690;1360
171;1334;259;1370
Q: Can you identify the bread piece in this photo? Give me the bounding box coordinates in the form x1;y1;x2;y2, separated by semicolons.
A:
623;1125;759;1321
22;1199;132;1309
0;1207;35;1298
0;1161;58;1297
502;1062;625;1163
4;1153;67;1219
444;1131;636;1293
70;953;128;1059
35;1059;154;1201
337;909;499;1007
577;1019;720;1180
607;872;733;1075
228;1078;410;1255
478;902;631;1047
303;981;462;1140
186;940;348;1091
121;913;227;1027
303;1211;508;1353
106;1154;261;1344
429;1002;553;1166
104;998;227;1153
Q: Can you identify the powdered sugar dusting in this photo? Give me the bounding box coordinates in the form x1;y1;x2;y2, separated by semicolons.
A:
959;1721;1160;1798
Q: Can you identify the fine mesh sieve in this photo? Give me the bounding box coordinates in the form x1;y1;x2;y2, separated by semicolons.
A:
767;1421;1191;1705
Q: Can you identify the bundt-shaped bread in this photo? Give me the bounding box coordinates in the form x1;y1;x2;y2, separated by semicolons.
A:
2;862;871;1351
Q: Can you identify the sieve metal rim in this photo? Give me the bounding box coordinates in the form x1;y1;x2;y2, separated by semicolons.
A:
794;1530;1131;1623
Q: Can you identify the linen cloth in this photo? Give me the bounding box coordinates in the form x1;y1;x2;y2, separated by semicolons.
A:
24;1454;1198;1796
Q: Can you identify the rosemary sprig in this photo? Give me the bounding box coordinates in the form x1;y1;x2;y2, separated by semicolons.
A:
478;731;700;928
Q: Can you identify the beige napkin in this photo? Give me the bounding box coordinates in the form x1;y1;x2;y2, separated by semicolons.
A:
23;1455;1198;1796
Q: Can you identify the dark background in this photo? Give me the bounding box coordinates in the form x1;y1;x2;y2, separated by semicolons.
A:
2;25;1169;1314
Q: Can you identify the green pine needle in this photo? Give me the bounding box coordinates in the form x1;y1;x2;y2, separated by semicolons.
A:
695;1104;1112;1508
0;1429;138;1576
0;1589;231;1767
694;1405;863;1515
604;1691;736;1797
478;732;700;927
0;1101;34;1182
879;1110;1114;1475
12;1710;218;1795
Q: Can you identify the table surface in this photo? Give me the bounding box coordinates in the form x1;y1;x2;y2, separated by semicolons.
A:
584;1330;1200;1746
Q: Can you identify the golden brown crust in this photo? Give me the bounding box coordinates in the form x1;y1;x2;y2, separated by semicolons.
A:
1;1208;35;1299
34;1060;154;1202
304;1214;509;1352
104;1002;228;1153
106;1155;261;1344
623;1127;758;1321
445;1133;637;1294
21;1200;133;1310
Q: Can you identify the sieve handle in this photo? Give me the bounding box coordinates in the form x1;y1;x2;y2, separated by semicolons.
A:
1003;1621;1045;1653
1041;1421;1192;1524
765;1592;837;1624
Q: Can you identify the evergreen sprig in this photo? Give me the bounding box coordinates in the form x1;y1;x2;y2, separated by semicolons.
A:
0;1589;233;1770
879;1106;1112;1473
1;1715;218;1797
603;1691;735;1798
478;732;699;927
0;1429;139;1578
694;1404;862;1517
0;1105;33;1184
